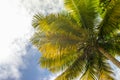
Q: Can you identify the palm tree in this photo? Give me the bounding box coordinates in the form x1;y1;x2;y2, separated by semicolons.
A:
31;0;120;80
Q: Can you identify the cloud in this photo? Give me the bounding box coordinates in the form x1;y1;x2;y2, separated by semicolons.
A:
0;39;26;80
20;0;64;15
0;0;32;79
0;0;63;80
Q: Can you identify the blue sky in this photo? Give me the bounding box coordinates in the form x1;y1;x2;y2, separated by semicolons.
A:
0;0;120;80
20;43;51;80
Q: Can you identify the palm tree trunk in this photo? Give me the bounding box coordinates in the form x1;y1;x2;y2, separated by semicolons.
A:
98;47;120;68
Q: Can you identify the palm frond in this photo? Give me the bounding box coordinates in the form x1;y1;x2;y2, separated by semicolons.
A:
80;52;98;80
31;28;86;73
99;0;115;15
32;13;44;28
64;0;99;29
40;50;78;72
98;36;120;56
31;31;85;53
64;0;81;23
99;0;120;37
97;55;115;80
77;0;99;29
31;13;88;58
32;13;86;38
80;50;115;80
80;70;97;80
55;53;86;80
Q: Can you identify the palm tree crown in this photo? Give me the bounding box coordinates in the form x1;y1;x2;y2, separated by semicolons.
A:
31;0;120;80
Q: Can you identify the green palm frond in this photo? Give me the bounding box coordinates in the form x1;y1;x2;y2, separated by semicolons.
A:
80;52;114;80
80;53;98;80
99;0;115;14
99;0;120;37
98;63;114;80
64;0;82;24
40;50;78;72
64;0;99;29
32;13;86;38
32;13;44;28
31;12;88;56
55;53;86;80
78;0;99;29
31;13;87;73
31;30;86;53
97;55;114;80
98;36;120;56
80;70;97;80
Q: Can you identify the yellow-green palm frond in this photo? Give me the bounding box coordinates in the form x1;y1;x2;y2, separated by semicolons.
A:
32;13;86;38
31;12;88;55
31;30;85;52
40;50;78;72
80;51;99;80
55;53;86;80
99;0;115;15
99;0;116;8
55;49;114;80
78;0;99;29
99;0;120;37
64;0;99;29
97;55;114;80
31;31;85;73
80;52;114;80
64;0;81;23
80;69;97;80
31;12;88;73
98;36;120;56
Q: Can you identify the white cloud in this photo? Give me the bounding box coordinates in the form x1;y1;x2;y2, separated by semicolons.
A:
20;0;64;15
0;64;21;80
0;0;63;80
0;0;32;79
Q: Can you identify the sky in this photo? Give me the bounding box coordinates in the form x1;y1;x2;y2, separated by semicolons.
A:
0;0;63;80
0;0;120;80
